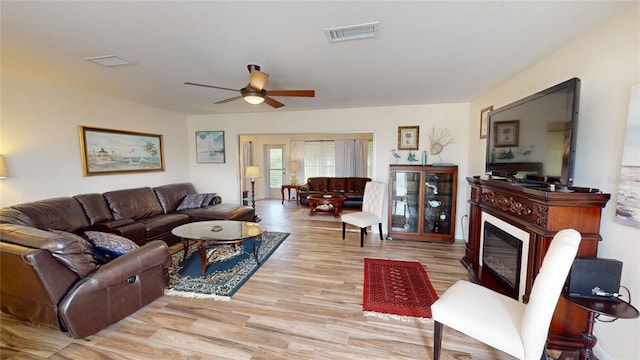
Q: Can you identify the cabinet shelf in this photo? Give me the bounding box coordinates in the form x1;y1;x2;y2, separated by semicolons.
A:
388;164;457;243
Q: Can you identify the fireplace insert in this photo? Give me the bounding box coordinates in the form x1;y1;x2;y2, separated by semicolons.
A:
482;222;523;298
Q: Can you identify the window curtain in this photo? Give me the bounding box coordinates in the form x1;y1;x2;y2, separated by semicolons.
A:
241;141;252;191
304;141;335;177
290;140;305;184
335;139;368;177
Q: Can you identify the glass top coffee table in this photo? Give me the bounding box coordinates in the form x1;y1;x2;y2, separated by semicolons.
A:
172;220;266;275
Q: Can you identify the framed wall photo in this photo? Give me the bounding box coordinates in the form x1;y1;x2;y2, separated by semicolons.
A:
480;105;493;139
398;126;419;150
196;131;225;163
78;125;164;176
493;120;520;147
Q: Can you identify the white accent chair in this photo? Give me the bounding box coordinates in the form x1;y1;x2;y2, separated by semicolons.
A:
431;228;582;360
341;181;386;247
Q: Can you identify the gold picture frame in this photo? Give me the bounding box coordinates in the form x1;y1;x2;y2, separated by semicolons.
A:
493;120;520;148
398;126;419;150
78;125;165;176
480;105;493;139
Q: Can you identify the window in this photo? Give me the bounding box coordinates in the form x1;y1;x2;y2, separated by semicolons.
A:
304;141;335;177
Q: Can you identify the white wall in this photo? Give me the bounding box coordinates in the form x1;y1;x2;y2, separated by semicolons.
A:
468;5;639;359
188;103;470;239
0;72;190;205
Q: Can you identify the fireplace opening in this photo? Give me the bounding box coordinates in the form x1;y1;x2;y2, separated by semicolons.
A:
482;222;523;298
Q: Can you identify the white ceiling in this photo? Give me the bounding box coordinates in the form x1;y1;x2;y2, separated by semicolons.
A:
1;1;632;115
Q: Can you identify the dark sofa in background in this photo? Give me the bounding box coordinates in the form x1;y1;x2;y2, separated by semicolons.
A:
298;177;371;209
0;182;254;339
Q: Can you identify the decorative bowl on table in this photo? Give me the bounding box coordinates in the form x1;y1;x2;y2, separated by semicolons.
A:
211;225;223;232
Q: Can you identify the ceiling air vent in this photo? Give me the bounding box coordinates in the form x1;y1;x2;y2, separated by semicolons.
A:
85;55;132;67
325;22;379;43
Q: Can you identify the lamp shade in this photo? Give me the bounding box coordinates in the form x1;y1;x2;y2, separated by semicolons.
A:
246;166;261;179
290;161;300;171
0;155;8;179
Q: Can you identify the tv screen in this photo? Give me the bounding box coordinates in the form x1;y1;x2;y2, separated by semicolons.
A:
485;78;580;186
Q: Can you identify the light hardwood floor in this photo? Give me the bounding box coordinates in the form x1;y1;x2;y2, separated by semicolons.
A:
1;199;518;360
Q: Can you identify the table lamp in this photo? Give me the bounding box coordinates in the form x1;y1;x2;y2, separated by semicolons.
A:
290;161;300;185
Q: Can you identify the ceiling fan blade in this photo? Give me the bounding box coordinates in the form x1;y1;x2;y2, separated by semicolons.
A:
185;82;239;92
215;95;243;104
267;90;315;97
249;69;269;91
264;96;285;108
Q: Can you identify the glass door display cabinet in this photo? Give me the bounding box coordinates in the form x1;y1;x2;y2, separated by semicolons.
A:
388;165;457;242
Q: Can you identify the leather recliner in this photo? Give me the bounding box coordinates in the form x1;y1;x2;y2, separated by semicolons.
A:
0;223;171;339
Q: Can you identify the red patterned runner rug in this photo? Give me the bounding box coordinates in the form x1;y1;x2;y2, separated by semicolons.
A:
363;258;439;318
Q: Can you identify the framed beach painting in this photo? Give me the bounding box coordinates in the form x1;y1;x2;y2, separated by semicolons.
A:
78;125;164;176
196;131;225;163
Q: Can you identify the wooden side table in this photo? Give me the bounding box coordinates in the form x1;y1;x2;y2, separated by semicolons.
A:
561;293;639;360
281;184;299;204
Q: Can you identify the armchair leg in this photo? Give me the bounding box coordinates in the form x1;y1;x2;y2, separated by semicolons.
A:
378;223;383;240
433;321;443;360
360;228;365;247
342;222;346;240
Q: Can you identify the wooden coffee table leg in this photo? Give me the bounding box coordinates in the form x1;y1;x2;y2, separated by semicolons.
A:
197;240;207;275
182;238;189;259
334;202;343;217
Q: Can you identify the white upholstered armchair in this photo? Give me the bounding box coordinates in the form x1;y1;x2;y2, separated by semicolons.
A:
431;228;581;360
341;181;386;247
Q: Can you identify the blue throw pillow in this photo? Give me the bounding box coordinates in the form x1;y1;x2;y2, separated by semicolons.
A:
177;193;208;210
84;231;139;263
201;193;217;207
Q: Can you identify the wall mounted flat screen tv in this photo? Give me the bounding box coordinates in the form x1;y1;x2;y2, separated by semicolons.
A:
485;78;580;186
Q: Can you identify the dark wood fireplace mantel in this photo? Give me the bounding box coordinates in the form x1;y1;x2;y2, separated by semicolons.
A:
463;176;610;351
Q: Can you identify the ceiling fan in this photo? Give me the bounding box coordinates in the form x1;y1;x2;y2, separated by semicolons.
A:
185;64;315;108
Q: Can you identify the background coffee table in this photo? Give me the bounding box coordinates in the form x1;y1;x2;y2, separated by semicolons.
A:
172;220;266;275
307;194;345;217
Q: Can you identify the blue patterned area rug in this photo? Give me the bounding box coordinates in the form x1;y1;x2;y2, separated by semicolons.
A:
166;231;289;300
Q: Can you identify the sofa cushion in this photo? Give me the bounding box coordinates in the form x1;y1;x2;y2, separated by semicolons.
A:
328;178;347;192
104;187;163;220
137;214;190;239
181;204;255;222
347;177;371;193
10;197;90;233
0;207;35;226
84;231;139;262
73;193;113;225
48;230;98;277
176;194;207;210
153;183;197;214
307;177;328;191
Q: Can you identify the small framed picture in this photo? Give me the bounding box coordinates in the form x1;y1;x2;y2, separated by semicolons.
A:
196;131;225;163
398;126;419;150
480;105;493;139
493;120;520;147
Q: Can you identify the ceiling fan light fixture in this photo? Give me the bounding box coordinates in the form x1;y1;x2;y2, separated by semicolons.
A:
242;87;266;105
244;95;265;105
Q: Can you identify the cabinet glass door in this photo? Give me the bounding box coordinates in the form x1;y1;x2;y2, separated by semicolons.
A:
390;171;420;233
423;172;454;235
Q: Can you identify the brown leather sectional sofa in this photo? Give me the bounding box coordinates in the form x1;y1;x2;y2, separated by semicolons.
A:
0;182;254;339
297;177;371;209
